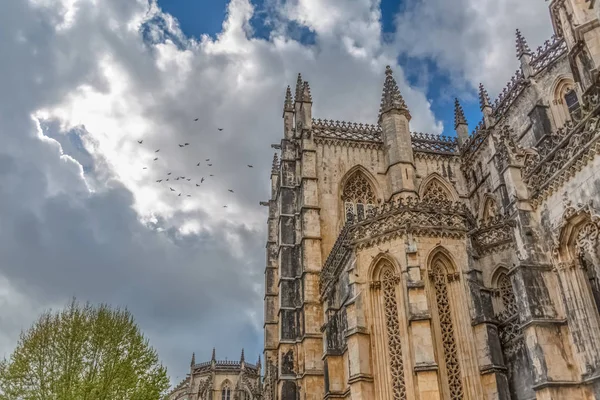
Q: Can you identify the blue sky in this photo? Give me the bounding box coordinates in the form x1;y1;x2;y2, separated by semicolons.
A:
157;0;484;136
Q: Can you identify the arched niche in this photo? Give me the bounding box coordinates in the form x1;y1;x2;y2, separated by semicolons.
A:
479;194;500;223
550;75;579;128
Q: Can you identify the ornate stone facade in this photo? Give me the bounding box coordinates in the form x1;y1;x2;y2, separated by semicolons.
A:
168;349;261;400
262;1;600;399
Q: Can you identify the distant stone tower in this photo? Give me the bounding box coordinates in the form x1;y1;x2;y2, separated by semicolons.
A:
167;349;261;400
262;2;600;399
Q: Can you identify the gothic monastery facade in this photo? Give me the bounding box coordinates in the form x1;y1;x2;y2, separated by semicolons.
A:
262;1;600;399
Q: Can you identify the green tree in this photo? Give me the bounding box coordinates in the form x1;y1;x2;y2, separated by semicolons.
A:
0;298;170;400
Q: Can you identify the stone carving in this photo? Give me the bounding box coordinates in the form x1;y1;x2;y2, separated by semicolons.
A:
530;36;568;74
342;172;377;221
381;268;407;400
576;222;599;254
471;215;515;255
312;118;382;142
524;93;600;207
411;132;458;154
492;69;527;117
431;262;464;400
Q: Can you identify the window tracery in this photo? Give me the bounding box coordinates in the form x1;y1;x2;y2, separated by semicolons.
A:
222;383;231;400
495;273;521;350
381;267;407;400
576;222;600;313
552;78;579;126
422;179;452;203
342;172;376;221
431;261;464;400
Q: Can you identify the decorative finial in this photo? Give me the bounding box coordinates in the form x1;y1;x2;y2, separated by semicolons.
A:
271;153;279;174
478;83;491;110
295;73;303;102
257;355;261;367
454;98;467;128
516;29;531;58
302;81;312;103
190;352;195;367
211;348;216;362
240;348;245;363
379;65;410;120
284;86;293;112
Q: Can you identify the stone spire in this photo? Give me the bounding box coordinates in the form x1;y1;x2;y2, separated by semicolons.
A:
454;98;467;128
190;352;195;367
515;29;532;58
295;73;303;102
379;66;410;121
211;348;216;362
478;83;492;110
240;348;245;363
257;355;261;369
284;86;293;113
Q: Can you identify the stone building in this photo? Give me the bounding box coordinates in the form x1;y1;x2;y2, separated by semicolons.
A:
261;0;600;399
167;349;261;400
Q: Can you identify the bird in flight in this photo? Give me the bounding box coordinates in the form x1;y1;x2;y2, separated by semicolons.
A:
218;128;223;131
187;195;191;197
180;176;185;179
208;164;213;167
154;157;158;161
194;118;199;121
228;189;234;193
155;149;160;153
196;184;200;187
223;205;228;208
156;180;163;183
184;143;189;146
142;167;147;170
167;172;172;175
179;144;184;148
201;177;205;183
137;140;143;144
186;178;191;181
170;187;175;191
210;174;214;177
197;162;200;167
248;165;253;168
205;159;210;161
178;193;181;197
166;179;169;182
175;177;180;181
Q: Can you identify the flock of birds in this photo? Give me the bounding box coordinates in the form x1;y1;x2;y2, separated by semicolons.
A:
137;122;254;208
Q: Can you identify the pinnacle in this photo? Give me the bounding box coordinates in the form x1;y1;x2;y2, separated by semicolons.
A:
211;348;216;361
295;73;303;102
240;348;245;362
454;98;467;128
516;29;532;58
271;153;279;174
379;65;409;119
478;83;491;110
190;352;195;367
284;86;293;112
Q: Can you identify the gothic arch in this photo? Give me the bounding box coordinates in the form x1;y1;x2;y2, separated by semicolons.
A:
368;256;409;400
426;246;465;400
418;173;458;203
339;165;381;222
550;75;578;127
490;264;510;287
555;204;600;262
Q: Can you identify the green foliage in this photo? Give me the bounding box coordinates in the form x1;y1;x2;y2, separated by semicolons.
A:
0;298;170;400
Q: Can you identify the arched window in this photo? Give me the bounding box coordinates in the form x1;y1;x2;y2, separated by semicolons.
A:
552;78;579;126
576;222;600;313
430;258;463;400
221;383;231;400
421;178;452;203
341;171;376;221
370;261;407;400
494;272;521;349
239;390;251;400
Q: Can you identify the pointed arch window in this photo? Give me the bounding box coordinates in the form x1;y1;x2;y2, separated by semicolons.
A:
342;171;376;221
431;260;464;400
494;272;521;350
576;222;600;313
422;179;452;203
221;383;231;400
